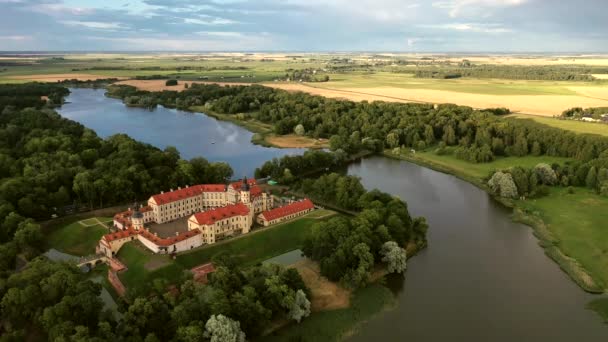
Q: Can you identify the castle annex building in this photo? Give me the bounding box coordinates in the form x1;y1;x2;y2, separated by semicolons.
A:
98;178;314;257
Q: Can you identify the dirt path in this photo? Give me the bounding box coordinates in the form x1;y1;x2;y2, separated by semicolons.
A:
291;259;351;311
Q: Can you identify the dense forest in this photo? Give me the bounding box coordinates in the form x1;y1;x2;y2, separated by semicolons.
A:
253;151;428;287
413;65;607;81
108;83;608;165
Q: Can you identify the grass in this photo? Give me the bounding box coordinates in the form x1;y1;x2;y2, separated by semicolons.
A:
190;107;273;134
517;187;608;290
176;215;323;269
116;243;185;291
46;217;111;256
116;211;335;290
318;72;584;96
509;114;608;137
588;298;608;323
260;283;395;342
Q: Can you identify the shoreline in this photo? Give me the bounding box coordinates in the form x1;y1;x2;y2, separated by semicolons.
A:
382;150;605;294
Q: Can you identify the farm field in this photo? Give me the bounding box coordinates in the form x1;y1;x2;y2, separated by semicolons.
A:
47;217;112;256
509;114;608;137
3;53;608;116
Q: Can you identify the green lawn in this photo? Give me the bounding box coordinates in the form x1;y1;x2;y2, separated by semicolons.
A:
176;215;325;269
116;212;335;290
261;283;394;342
517;187;608;289
509;115;608;137
47;217;111;256
116;243;185;291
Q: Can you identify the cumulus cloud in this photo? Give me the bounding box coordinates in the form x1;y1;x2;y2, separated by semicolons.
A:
0;0;606;51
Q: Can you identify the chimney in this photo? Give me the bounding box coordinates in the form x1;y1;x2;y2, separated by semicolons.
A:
170;188;174;192
176;232;180;236
128;207;131;212
186;184;189;188
161;191;164;194
154;232;158;237
178;186;181;190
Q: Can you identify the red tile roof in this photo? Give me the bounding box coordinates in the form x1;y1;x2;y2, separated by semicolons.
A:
250;186;263;198
138;228;202;247
150;184;225;205
260;199;314;221
103;228;138;242
190;203;249;225
229;178;257;191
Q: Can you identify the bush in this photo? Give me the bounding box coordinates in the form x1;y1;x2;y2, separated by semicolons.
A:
567;186;575;194
534;185;551;198
165;79;178;86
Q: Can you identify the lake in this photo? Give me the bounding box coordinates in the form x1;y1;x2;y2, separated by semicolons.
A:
346;156;608;342
57;89;608;340
57;88;304;177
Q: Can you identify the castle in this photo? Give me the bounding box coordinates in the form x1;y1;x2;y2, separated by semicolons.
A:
98;178;314;258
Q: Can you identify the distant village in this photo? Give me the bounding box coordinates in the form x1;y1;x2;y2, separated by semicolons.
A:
97;178;315;258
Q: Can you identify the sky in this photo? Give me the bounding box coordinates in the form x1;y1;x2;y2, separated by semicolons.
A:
0;0;606;52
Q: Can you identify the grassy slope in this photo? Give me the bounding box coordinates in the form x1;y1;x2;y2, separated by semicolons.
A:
176;216;321;269
47;217;111;256
509;115;608;137
117;243;184;291
517;187;608;289
588;298;608;323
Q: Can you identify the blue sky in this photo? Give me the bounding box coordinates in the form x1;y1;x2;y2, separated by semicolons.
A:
0;0;606;52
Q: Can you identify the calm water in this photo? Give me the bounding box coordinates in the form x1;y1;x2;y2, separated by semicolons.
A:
57;88;304;177
347;156;608;342
58;89;608;340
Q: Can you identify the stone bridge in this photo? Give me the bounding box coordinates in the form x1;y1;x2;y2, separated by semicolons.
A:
76;254;108;269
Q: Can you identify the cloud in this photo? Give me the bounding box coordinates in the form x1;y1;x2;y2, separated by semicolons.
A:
60;20;127;30
422;22;512;33
0;0;606;51
433;0;527;18
184;17;239;25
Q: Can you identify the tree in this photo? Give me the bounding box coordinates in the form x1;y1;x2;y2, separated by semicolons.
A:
488;171;518;198
204;315;245;342
294;124;305;136
380;241;407;273
287;290;311;323
586;166;598;189
534;163;557;185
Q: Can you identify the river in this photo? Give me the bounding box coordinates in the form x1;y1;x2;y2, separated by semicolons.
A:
57;89;608;341
346;156;608;341
57;88;304;177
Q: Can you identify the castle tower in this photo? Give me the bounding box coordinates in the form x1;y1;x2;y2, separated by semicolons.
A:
240;177;251;204
131;206;144;231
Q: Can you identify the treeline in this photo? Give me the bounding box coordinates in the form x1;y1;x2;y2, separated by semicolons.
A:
562;106;608;119
489;154;608;199
107;83;608;166
73;65;249;71
0;82;68;107
413;65;605;81
283;68;330;82
1;254;312;340
255;151;427;288
300;173;427;288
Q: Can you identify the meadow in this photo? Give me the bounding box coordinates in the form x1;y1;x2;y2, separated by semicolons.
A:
509;114;608;137
46;217;112;256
